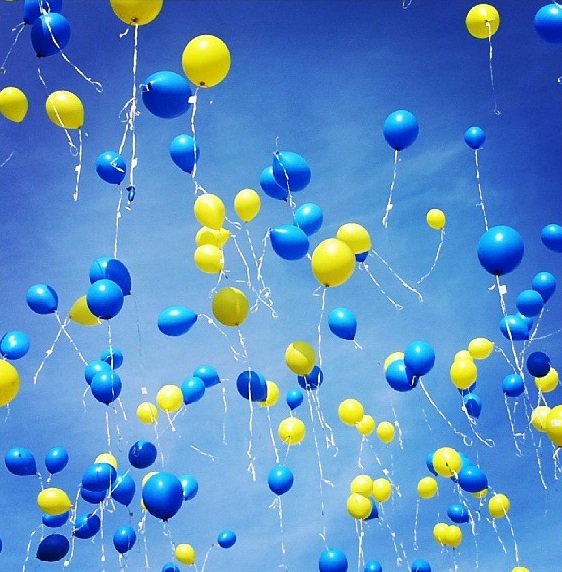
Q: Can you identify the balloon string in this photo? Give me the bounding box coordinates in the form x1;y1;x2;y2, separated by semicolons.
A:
317;287;326;368
199;313;246;362
100;501;106;562
0;22;25;75
503;394;523;456
486;22;501;116
527;326;562;342
231;232;253;293
413;499;419;550
474;149;489;231
247;391;256;481
359;263;403;309
189;87;206;195
505;514;520;562
21;525;40;572
273;146;296;212
114;188;124;258
33;320;65;384
105;409;112;452
494;345;515;372
355;519;365;572
311;387;337;452
417;229;445;284
54;312;87;364
72;128;83;201
382;149;399;228
357;436;366;469
370;249;423;302
221;385;228;445
402;0;414;7
488;517;508;555
0;152;14;168
460;400;495;448
190;444;216;462
391;406;404;451
198;544;215;572
380;518;405;567
266;406;281;464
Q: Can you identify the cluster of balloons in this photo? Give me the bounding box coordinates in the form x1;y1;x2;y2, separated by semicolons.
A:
318;548;433;572
384;340;435;393
337;398;395;443
346;474;393;520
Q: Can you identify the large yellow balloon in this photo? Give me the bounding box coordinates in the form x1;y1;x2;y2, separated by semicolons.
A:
450;358;478;390
311;238;356;287
338;398;364;426
194;244;224;274
512;567;530;572
433;447;462;478
285;341;316;376
546;405;562;446
95;453;118;470
433;522;448;545
156;384;183;412
445;525;463;548
195;226;230;248
417;476;438;499
535;368;559;393
426;209;446;230
110;0;163;25
454;350;473;362
137;401;159;424
336;223;372;255
468;337;494;360
69;296;102;326
211;287;249;327
371;478;392;503
0;360;20;407
531;405;551;433
176;543;196;565
350;475;373;497
38;488;72;515
0;87;28;123
182;35;231;88
384;351;404;371
234;188;261;223
46;91;84;129
278;417;306;445
194;194;226;230
466;4;500;39
347;493;373;519
376;421;395;444
488;493;510;519
258;380;280;408
355;414;375;436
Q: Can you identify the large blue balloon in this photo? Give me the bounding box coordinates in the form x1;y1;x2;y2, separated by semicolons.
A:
162;564;180;572
193;364;220;388
100;347;124;369
30;13;70;57
86;279;124;319
42;511;69;528
462;393;482;419
84;360;112;385
45;446;69;474
181;376;206;404
319;548;348;572
294;203;323;236
158;306;198;336
447;503;470;524
268;465;294;495
516;289;544;317
26;283;58;314
464;126;486;150
272;151;311;192
527;351;551;378
425;452;437;476
404;340;435;376
260;166;288;201
532;271;556;302
142;71;192;119
535;4;562;43
458;465;488;493
113;525;136;554
96;151;127;185
36;534;69;562
502;374;525;397
217;529;236;548
477;225;524;276
111;472;136;506
328;307;357;341
0;330;30;360
383;110;419;151
286;387;304;410
410;559;431;572
81;487;106;504
170;134;200;173
73;513;101;539
89;257;132;296
236;370;267;401
91;370;122;404
270;225;310;260
364;561;382;572
23;0;63;25
385;359;417;392
298;365;323;390
128;440;157;469
82;462;117;492
142;472;184;520
5;447;36;476
180;474;199;501
541;223;562;252
499;314;530;341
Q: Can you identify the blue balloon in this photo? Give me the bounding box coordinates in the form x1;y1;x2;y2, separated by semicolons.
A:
181;376;206;404
111;472;136;506
458;465;488;493
447;503;470;524
30;13;70;57
464;126;486;150
36;534;69;562
404;340;435;377
100;347;124;369
458;383;477;397
516;289;544;317
463;393;482;419
268;464;294;495
89;257;132;296
81;487;106;504
383;110;419;151
45;446;68;474
272;151;311;192
499;314;530;341
158;306;198;336
91;370;122;405
535;4;562;43
298;365;324;390
286;387;304;410
425;452;437;476
319;548;348;572
141;71;192;119
193;365;220;388
128;440;157;469
328;307;357;341
270;224;310;260
86;279;124;320
541;223;562;253
364;501;379;520
73;513;101;539
356;251;369;263
82;462;117;492
42;511;69;528
236;370;267;401
217;529;236;548
294;203;323;236
162;564;181;572
23;0;63;25
180;474;198;501
142;472;184;520
477;225;524;276
364;561;382;572
532;271;556;302
517;312;534;331
385;359;417;392
26;283;58;314
170;134;200;173
113;525;136;554
502;374;525;397
5;447;36;476
96;151;126;185
0;330;30;359
84;360;112;385
260;165;288;201
411;559;431;572
527;351;551;378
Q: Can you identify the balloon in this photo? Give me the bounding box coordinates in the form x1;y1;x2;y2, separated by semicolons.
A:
464;126;486;150
350;474;373;496
84;361;112;386
268;464;294;495
425;452;438;476
142;472;184;520
5;447;36;476
0;330;30;360
298;365;323;390
433;522;448;545
426;208;446;230
194;193;226;230
170;134;200;173
286;387;304;410
89;257;132;295
376;421;395;444
477;225;524;276
488;493;510;518
180;474;198;501
347;493;372;519
193;365;220;388
259;380;280;407
36;534;69;562
137;402;159;424
82;463;117;492
319;548;348;572
112;473;136;506
364;561;382;572
81;487;106;504
445;525;462;548
371;478;392;503
38;488;72;515
328;307;357;341
278;417;306;445
0;87;28;122
467;337;494;359
527;351;550;377
141;71;192;119
212;287;249;326
463;393;482;418
516;289;544;317
499;314;530;341
45;90;84;129
532;271;556;302
386;359;417;392
26;283;58;314
234;188;261;222
383;110;419;151
101;347;124;369
535;4;562;43
502;374;525;397
69;296;101;326
181;376;206;404
285;341;316;376
23;0;63;25
86;279;124;319
259;165;288;201
450;358;478;390
294;203;323;235
158;306;198;336
176;543;196;565
535;367;559;393
512;568;530;572
236;369;267;401
466;4;500;39
31;13;70;57
73;513;101;539
195;226;230;248
432;447;462;478
217;530;236;548
311;238;356;287
404;340;435;376
162;563;181;572
182;34;231;88
411;560;431;572
338;399;364;426
96;151;126;185
270;224;310;260
541;223;562;252
336;223;372;255
129;440;157;469
272;151;311;192
546;405;562;445
113;525;136;554
91;370;122;405
384;351;404;371
458;465;488;493
45;447;68;474
356;414;375;436
447;503;470;524
95;453;118;470
42;511;69;528
417;477;438;499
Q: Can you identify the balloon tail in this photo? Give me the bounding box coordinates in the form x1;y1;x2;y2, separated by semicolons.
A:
360;263;403;310
0;22;25;75
382;149;399;228
105;409;112;451
247;394;256;481
33;321;64;384
503;394;524;456
474;149;489;231
311;387;338;453
504;514;520;563
162;521;175;554
82;385;90;408
417;229;445;284
221;385;228;445
189;87;203;193
21;526;40;572
71;129;83;201
357;436;366;469
267;406;281;464
355;519;365;572
413;499;419;550
316;287;327;368
35;471;44;490
0;152;14;169
489;518;508;555
486;22;501;116
114;188;124;258
391;406;404;451
370;249;423;302
54;312;87;364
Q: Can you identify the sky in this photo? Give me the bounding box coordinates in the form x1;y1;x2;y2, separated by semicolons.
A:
1;0;562;571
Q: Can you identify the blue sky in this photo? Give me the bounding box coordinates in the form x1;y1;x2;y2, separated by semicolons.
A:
1;0;562;570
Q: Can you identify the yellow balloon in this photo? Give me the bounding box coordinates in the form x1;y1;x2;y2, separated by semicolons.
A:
512;567;530;572
426;208;446;230
433;447;462;478
350;475;374;497
417;477;438;499
372;478;392;503
142;471;158;487
466;4;500;39
0;87;28;123
336;223;372;255
311;238;356;287
445;525;463;548
347;493;373;519
472;488;488;499
285;341;316;376
433;522;449;545
234;188;261;222
37;488;72;515
535;368;559;393
156;384;183;412
211;287;249;327
258;380;280;408
46;91;84;129
338;399;364;426
110;0;163;25
468;337;495;360
384;351;404;371
278;416;306;445
194;244;224;274
546;405;562;446
69;296;102;326
454;350;473;362
193;193;226;230
182;35;231;88
95;453;118;470
176;543;196;565
137;401;159;424
195;226;230;248
488;493;510;519
531;405;551;433
356;414;375;436
450;358;478;390
376;421;395;444
0;360;20;407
